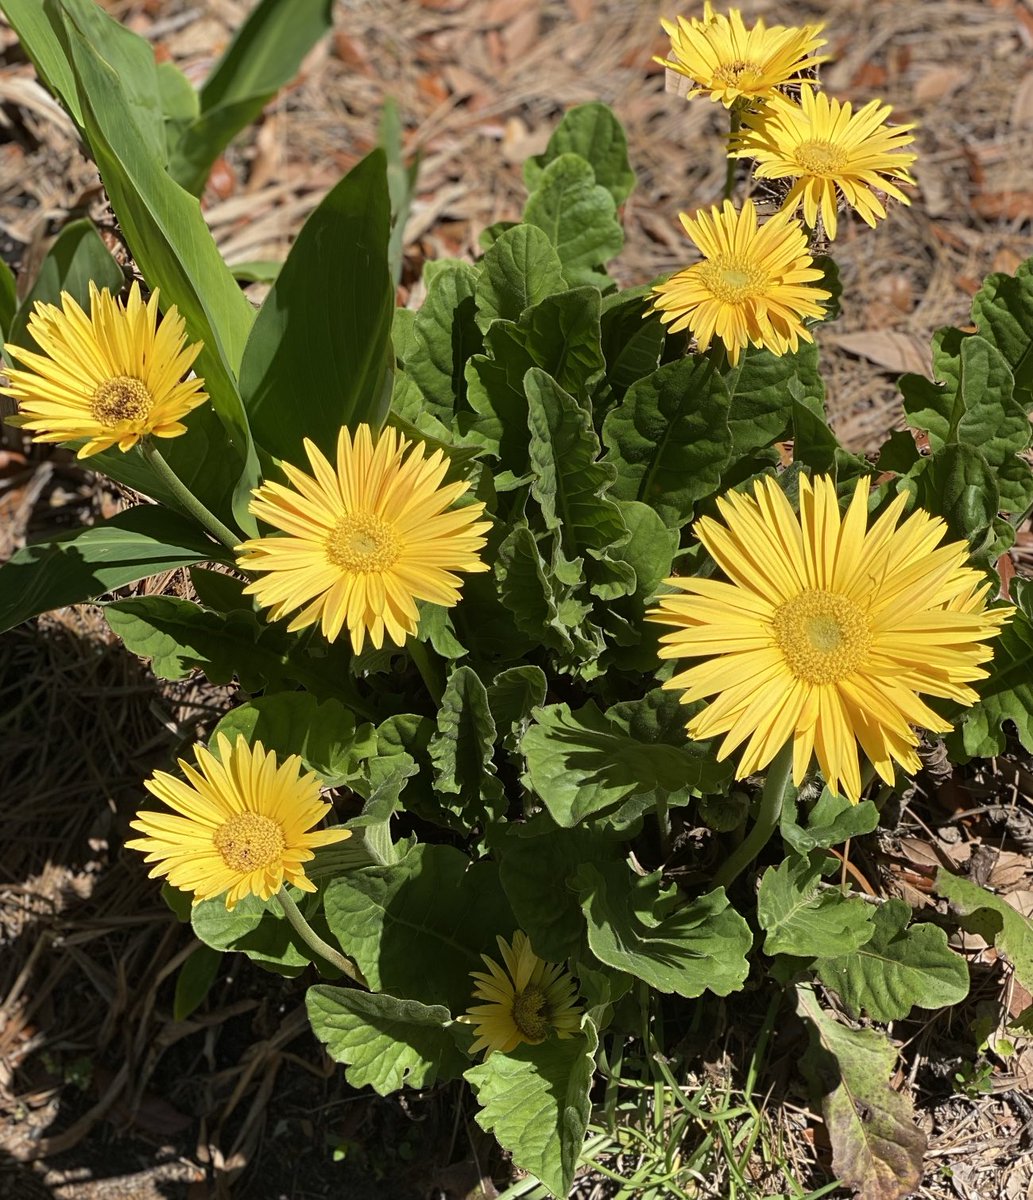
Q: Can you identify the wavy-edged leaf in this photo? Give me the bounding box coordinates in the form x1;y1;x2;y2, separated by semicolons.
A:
935;868;1033;991
817;899;969;1021
428;665;505;830
575;862;751;998
466;1020;597;1199
307;986;468;1096
524;102;635;206
758;852;874;958
475;224;567;330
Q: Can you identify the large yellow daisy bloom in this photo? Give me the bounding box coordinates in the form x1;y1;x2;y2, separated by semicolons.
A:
462;931;582;1058
734;90;917;240
650;199;830;366
126;733;351;910
648;475;1012;804
1;281;207;458
657;3;827;108
236;424;491;654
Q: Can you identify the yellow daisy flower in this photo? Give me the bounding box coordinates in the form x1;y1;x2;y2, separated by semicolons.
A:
126;733;351;910
650;199;830;366
1;281;207;458
236;425;491;654
462;931;582;1058
657;3;827;108
648;475;1012;804
734;90;917;240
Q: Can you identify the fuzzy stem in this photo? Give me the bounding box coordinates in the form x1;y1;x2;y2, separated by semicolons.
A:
723;104;743;202
408;637;445;705
276;886;366;987
142;439;240;551
712;740;795;890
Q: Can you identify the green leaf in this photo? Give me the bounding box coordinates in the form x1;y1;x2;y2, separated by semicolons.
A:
521;698;729;828
428;665;506;829
53;1;260;528
466;1021;597;1199
914;442;998;550
238;150;393;465
901;331;1031;515
156;60;198;151
971;259;1033;410
935;869;1033;992
523;155;623;289
487;665;548;753
5;218;124;351
757;852;874;958
2;0;82;124
949;578;1033;759
816;899;969;1022
797;986;925;1200
306;986;468;1096
492;820;616;961
575;863;751;998
191;889;336;975
495;526;577;656
526;368;628;561
475;224;567;330
724;342;824;456
780;788;880;855
173;944;221;1021
168;0;333;194
380;98;419;288
188;566;249;613
323;843;514;1012
602;356;731;526
408;260;482;416
599;288;665;401
0;507;221;634
0;259;15;343
211;693;375;786
104;595;360;701
524;103;634;206
610;500;678;606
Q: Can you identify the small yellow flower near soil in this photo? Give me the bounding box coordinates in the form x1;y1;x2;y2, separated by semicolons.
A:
462;931;582;1058
126;734;350;910
656;3;827;108
734;89;917;240
648;475;1012;805
1;282;207;458
650;198;830;366
236;424;491;654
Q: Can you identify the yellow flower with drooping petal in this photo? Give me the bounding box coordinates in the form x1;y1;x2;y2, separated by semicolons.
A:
236;424;491;654
126;734;351;910
657;3;827;108
462;931;582;1058
648;475;1012;804
1;282;207;458
650;199;829;366
734;90;917;239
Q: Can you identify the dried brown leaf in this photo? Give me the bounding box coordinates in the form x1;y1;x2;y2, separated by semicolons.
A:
827;331;933;377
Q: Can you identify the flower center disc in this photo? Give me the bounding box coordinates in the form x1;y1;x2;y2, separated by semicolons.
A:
771;589;871;684
512;986;550;1042
794;139;850;176
214;812;286;873
90;375;153;427
714;59;763;88
699;258;766;304
326;511;402;572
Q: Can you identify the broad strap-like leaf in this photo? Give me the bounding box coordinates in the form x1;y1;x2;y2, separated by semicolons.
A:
0;507;221;634
239;150;393;466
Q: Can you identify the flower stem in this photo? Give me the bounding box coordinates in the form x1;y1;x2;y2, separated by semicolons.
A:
408;636;445;705
142;439;241;552
275;886;367;987
712;740;796;890
723;104;743;202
